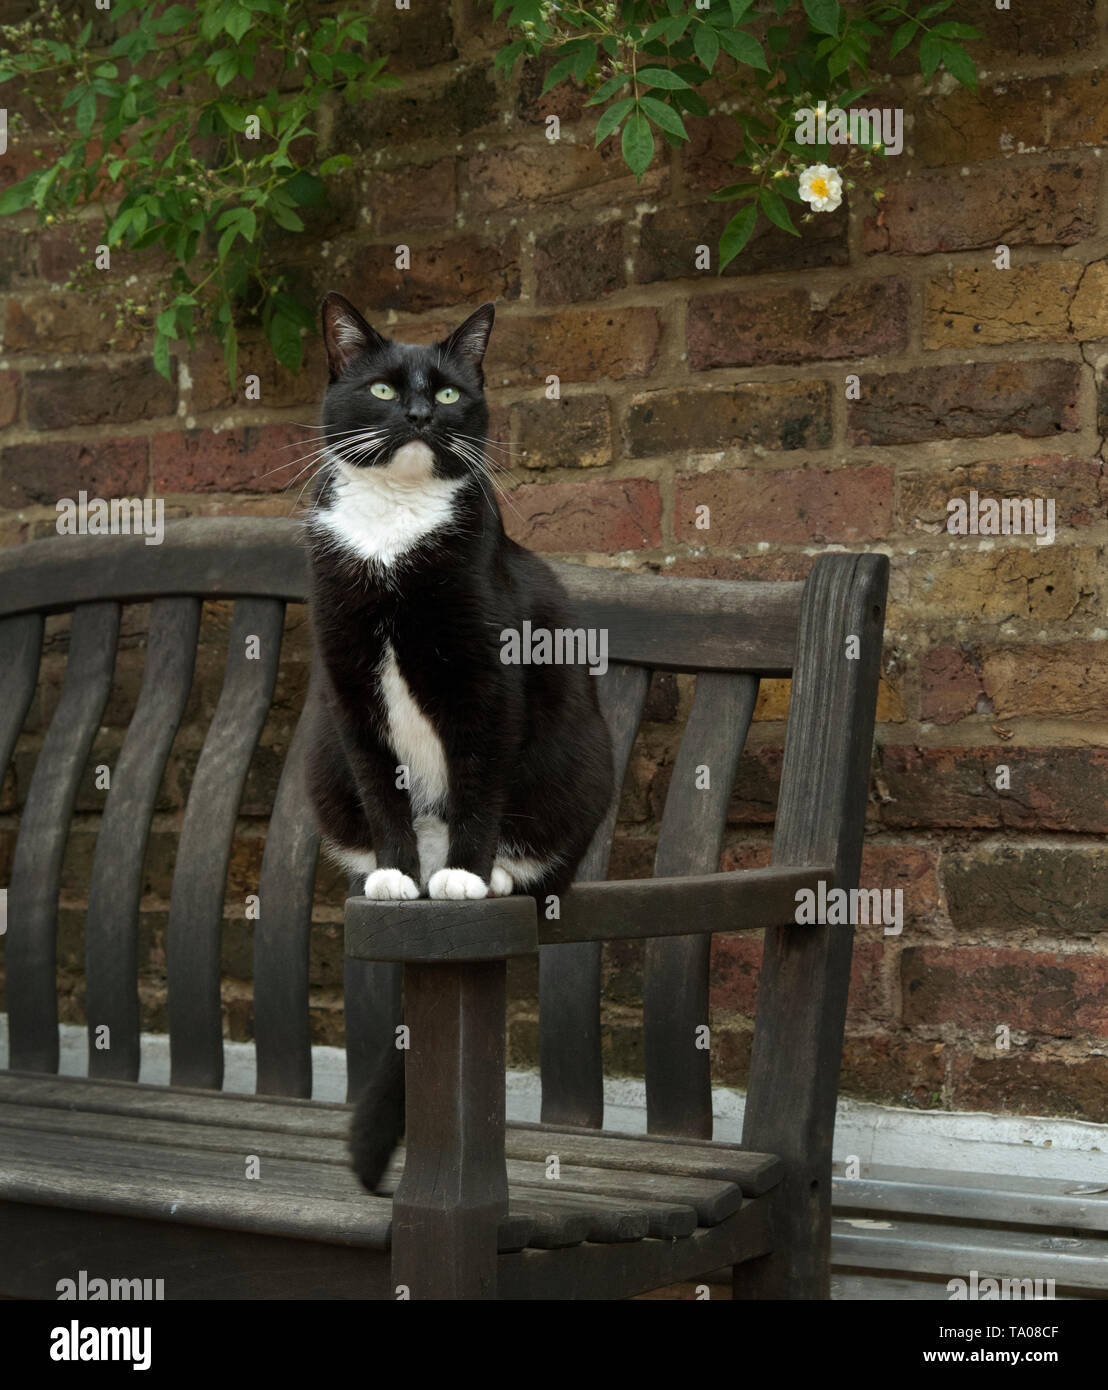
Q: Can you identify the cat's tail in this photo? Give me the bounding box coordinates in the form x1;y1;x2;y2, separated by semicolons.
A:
349;1044;405;1192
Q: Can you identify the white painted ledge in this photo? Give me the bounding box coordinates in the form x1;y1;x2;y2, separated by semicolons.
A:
2;1018;1105;1183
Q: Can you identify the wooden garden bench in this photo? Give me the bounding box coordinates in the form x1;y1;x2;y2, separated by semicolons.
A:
0;516;887;1300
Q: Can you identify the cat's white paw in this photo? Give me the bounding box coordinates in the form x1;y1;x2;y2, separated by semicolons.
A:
364;869;420;901
428;868;489;900
489;865;514;897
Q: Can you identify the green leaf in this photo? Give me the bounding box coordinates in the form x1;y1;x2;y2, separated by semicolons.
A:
693;25;719;73
595;96;636;145
587;71;632;105
719;203;758;270
802;0;840;37
639;95;688;140
621;110;655;179
919;31;943;81
319;153;355;176
939;40;977;90
267;309;302;369
709;181;759;202
268;201;305;232
153;329;172;381
218;225;238;262
717;30;769;71
932;22;984;39
0;175;37;216
673;87;710;117
541;51;581;94
917;1;952;18
728;0;754;22
759;184;800;236
75;89;97;137
636;67;690;90
225;4;252;43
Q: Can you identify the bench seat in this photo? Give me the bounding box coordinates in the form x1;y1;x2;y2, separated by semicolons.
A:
0;1071;779;1299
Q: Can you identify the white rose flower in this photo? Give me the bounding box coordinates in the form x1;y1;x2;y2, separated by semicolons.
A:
798;163;843;213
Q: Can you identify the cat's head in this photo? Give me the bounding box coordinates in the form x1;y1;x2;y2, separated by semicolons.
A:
319;292;494;482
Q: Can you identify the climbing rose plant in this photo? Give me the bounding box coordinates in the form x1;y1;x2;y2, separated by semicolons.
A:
485;0;982;267
0;0;398;383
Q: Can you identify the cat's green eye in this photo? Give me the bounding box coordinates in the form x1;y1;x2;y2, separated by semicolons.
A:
370;382;396;400
435;386;460;404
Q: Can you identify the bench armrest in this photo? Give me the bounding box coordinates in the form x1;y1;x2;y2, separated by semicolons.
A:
345;894;538;963
344;865;831;963
545;864;834;945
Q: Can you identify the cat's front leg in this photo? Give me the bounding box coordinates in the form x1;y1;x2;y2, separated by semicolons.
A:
335;717;422;900
427;771;505;901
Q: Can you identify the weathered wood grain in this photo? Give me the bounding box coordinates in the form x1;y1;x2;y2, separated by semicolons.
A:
543;865;834;944
86;597;201;1082
345;894;538;962
167;598;285;1090
6;602;120;1073
734;552;888;1301
541;662;649;1129
254;662;322;1098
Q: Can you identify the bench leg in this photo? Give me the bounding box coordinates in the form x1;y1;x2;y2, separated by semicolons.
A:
731;1161;830;1299
390;960;508;1300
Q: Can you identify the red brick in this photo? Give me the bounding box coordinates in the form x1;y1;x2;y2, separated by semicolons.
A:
464;140;664;215
534;221;624;305
675;465;892;544
367;158;457;236
185;334;324;414
627;382;831;457
0;369;20;427
864;163;1097;255
343;65;496;147
902;945;1108;1036
898;455;1106;533
687;279;910;369
840;1037;946;1108
920;646;987;725
848;360;1080;446
979;642;1108;721
511;395;612;470
943;846;1107;937
352;232;521;314
950;1053;1108;1122
515;57;589;125
0;437;147;509
914;73;1108;168
152;424;308;494
503;478;661;553
4;292;147;354
25;360;176;429
877;746;1108;834
0;227;35;289
487;309;661;386
636;200;848;282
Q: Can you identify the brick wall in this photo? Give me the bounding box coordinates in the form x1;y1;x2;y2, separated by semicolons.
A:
1;1;1105;1120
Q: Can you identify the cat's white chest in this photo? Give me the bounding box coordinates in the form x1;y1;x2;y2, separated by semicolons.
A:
378;641;449;817
315;443;462;568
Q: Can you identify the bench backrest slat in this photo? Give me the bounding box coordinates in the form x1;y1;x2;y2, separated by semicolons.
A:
7;602;121;1073
0;613;44;778
86;597;202;1082
253;663;323;1098
539;662;650;1128
643;672;760;1139
167;597;285;1089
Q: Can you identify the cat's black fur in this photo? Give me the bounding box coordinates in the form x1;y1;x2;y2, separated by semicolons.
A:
303;293;614;1191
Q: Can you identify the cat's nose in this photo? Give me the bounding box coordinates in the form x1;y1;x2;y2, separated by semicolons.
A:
406;401;432;428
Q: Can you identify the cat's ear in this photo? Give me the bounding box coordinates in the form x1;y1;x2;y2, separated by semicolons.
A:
441;302;495;376
320;292;386;381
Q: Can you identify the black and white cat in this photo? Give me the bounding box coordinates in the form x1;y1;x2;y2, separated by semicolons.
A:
304;292;614;1188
